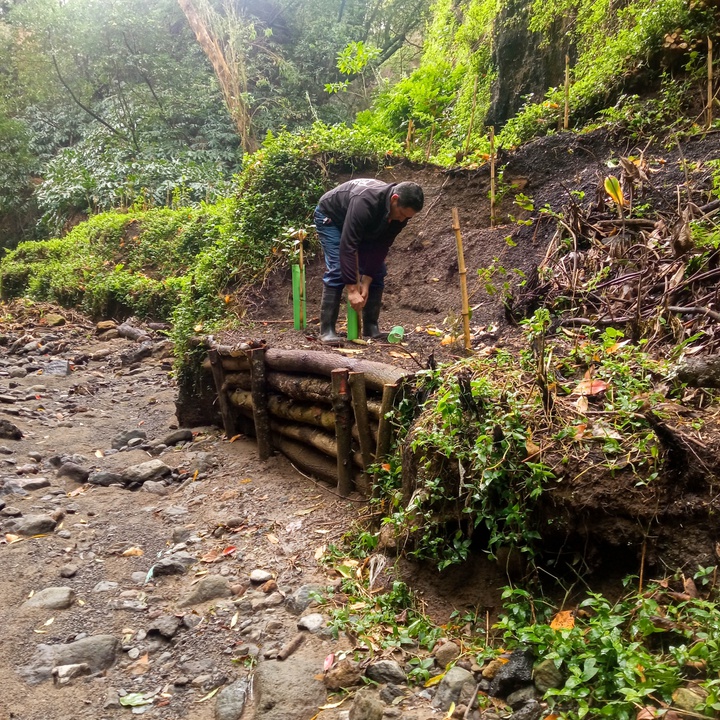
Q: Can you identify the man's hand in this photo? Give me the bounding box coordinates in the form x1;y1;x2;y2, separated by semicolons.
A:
347;285;366;311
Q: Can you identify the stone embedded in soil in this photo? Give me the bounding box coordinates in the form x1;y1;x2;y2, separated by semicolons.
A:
11;477;51;491
8;367;27;378
507;685;538;709
297;613;325;633
285;584;323;615
349;686;384;720
11;514;57;535
163;429;193;446
489;649;534;698
60;564;79;578
177;574;231;607
0;446;13;454
366;660;407;685
378;684;407;704
508;700;543;720
214;678;250;720
324;658;362;690
0;418;22;440
44;360;71;376
93;580;119;593
56;462;90;483
431;665;476;711
18;634;119;684
141;480;169;495
147;614;182;639
254;655;327;720
111;428;147;450
673;687;708;712
22;586;75;610
250;569;273;584
88;470;123;486
52;662;91;685
433;640;461;669
532;658;564;692
120;459;171;485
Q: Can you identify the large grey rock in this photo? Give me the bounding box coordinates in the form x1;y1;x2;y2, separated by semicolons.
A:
254;655;327;720
120;459;171;485
12;514;57;536
215;679;250;720
111;429;147;450
433;640;461;668
507;685;538;708
88;471;123;487
18;634;119;684
44;360;71;376
285;584;323;615
56;463;89;483
431;666;476;711
163;429;193;446
22;587;75;610
349;687;384;720
366;660;406;685
10;477;50;492
147;615;182;639
177;575;231;608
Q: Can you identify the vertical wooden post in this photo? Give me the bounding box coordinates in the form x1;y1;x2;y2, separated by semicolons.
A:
208;349;237;438
375;382;399;466
298;238;306;328
451;208;472;352
464;75;480;157
425;121;436;161
564;54;570;130
249;348;272;460
331;368;353;496
405;118;414;150
708;37;714;129
489;126;496;227
349;372;374;473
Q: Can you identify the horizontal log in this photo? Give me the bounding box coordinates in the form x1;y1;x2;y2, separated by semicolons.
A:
226;371;383;418
229;389;378;444
264;348;408;392
273;435;339;486
270;419;364;468
203;355;250;373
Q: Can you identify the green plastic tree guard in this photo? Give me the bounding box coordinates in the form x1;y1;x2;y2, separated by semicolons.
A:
292;264;306;329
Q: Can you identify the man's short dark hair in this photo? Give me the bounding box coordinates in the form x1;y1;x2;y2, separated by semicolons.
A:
394;181;424;211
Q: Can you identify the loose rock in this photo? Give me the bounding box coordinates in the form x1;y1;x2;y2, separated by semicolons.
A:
431;666;476;711
120;459;171;485
56;462;89;483
22;586;75;610
215;678;250;720
349;687;384;720
366;660;407;685
177;575;231;607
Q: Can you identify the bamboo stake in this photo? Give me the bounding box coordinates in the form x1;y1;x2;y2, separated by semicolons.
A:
564;53;570;130
708;37;714;129
451;207;472;351
331;368;353;496
425;121;435;161
405;118;414;150
489;126;496;227
208;349;237;438
374;382;399;469
464;75;479;157
298;234;306;328
249;348;272;460
349;371;374;472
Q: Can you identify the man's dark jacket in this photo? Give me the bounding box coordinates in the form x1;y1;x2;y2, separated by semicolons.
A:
317;179;409;285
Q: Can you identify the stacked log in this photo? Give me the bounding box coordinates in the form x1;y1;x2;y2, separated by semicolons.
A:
204;342;410;496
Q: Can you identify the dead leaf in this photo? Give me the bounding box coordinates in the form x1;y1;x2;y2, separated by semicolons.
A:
222;546;237;556
196;687;219;703
572;378;609;397
295;507;316;516
525;437;541;458
683;576;699;598
550;609;575;630
575;395;589;414
201;549;223;563
318;698;347;710
5;534;22;544
425;673;445;687
230;611;239;628
266;533;279;545
228;434;243;442
122;547;144;557
323;653;334;672
94;449;104;458
314;545;326;560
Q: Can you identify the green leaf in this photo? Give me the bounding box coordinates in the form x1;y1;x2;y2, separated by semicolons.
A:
118;693;152;707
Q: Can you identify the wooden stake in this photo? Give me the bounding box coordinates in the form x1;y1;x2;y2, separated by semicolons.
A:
639;535;647;593
451;207;472;351
464;75;479;157
349;371;374;472
708;37;714;129
405;118;414;150
564;53;570;130
374;382;399;474
425;121;435;161
249;348;272;460
331;368;353;496
489;126;496;227
208;349;237;438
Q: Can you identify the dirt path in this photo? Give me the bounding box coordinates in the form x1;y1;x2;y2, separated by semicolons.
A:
0;311;361;719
